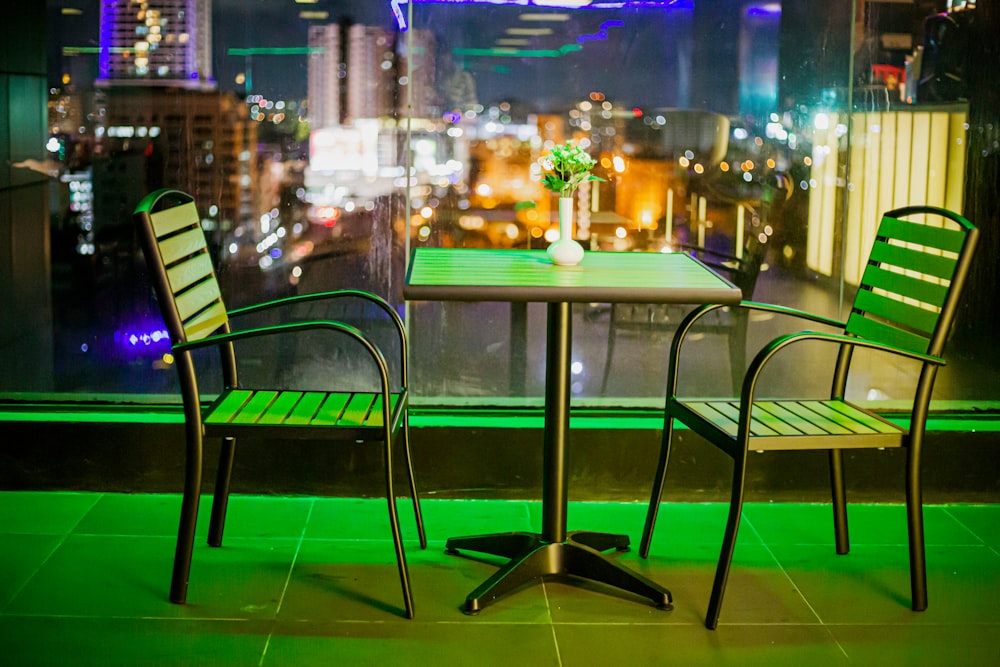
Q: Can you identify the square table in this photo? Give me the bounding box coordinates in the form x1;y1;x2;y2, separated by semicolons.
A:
404;248;743;613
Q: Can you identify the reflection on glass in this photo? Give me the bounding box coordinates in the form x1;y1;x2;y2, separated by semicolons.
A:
22;1;994;407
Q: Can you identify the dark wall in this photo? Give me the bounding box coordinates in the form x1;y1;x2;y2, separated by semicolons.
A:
2;420;997;503
0;5;53;391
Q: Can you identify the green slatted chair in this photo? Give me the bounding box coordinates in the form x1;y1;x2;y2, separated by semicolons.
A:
134;189;426;618
639;205;978;629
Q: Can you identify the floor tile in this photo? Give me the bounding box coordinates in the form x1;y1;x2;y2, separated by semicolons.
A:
0;493;997;665
4;533;299;620
742;502;979;547
73;493;314;540
0;491;100;534
554;622;850;666
278;538;551;623
553;541;819;626
0;617;269;667
943;504;1000;549
262;620;560;667
768;542;1000;625
304;496;425;542
0;534;62;608
828;623;1000;666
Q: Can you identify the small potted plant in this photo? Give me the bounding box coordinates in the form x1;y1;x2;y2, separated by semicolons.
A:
540;141;604;266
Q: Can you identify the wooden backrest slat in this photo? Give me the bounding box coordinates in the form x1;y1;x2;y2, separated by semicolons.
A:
182;301;228;341
853;289;938;335
150;201;200;238
877;214;966;253
845;313;930;354
166;253;216;294
867;240;957;281
861;265;948;308
175;277;223;322
159;228;209;266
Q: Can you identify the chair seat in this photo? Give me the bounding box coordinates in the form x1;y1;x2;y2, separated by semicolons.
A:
204;388;405;440
675;398;906;451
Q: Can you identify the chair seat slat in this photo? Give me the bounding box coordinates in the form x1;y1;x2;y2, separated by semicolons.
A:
339;393;378;427
313;393;351;426
749;402;811;436
797;400;879;435
285;392;326;425
231;390;279;424
685;402;739;437
258;391;304;425
777;401;854;435
208;390;254;424
713;401;780;436
754;401;830;435
823;401;902;434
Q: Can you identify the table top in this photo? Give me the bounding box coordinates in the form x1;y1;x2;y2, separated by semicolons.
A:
403;248;743;304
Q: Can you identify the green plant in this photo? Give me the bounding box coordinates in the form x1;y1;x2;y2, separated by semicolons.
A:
540;141;604;197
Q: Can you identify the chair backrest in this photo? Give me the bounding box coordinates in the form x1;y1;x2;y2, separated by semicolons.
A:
846;205;978;357
134;189;230;346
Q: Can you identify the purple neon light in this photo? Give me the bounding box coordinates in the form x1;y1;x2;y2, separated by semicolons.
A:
396;1;691;9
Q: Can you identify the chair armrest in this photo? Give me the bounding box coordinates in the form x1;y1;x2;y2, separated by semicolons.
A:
735;330;944;411
173;320;398;392
225;290;408;384
665;302;849;398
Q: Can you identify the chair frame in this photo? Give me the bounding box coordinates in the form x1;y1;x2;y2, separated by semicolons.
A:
639;205;978;629
134;188;426;618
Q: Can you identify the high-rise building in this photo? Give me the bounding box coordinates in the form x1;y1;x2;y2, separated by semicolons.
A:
307;24;343;129
97;0;214;89
345;24;396;123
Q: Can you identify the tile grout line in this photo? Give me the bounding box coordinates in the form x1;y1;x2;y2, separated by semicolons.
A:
741;512;851;659
0;492;105;616
259;497;315;667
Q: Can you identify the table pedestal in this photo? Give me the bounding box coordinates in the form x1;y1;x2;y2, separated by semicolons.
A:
446;302;672;613
446;531;672;613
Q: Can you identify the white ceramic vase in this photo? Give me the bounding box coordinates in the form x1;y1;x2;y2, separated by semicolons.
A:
546;196;585;266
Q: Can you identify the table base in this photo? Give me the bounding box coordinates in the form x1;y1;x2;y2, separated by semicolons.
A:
446;531;673;614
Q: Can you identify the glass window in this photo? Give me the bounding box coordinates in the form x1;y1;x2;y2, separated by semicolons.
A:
5;0;995;411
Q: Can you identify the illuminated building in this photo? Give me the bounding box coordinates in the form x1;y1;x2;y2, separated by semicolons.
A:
345;24;396;123
307;24;343;128
97;0;214;89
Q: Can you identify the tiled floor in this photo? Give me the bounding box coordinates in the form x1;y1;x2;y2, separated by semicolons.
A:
0;492;998;666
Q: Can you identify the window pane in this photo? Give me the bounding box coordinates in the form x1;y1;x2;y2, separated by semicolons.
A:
4;1;995;410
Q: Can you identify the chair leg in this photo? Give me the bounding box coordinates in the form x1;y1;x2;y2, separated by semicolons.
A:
208;435;236;548
400;415;427;549
639;416;675;559
384;438;415;619
170;424;204;604
906;446;928;611
828;448;849;554
705;451;749;630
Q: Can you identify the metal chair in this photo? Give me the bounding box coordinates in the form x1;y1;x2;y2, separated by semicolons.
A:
600;232;768;395
134;188;426;618
639;205;978;629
